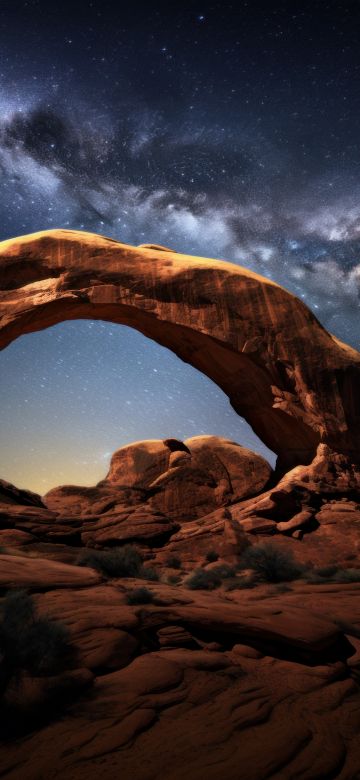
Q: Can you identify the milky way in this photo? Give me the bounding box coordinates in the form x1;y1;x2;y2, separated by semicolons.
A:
0;0;359;492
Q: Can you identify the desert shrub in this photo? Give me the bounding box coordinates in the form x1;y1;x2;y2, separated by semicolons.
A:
302;570;329;584
126;587;154;605
166;556;182;569
185;569;222;590
205;550;219;563
239;543;305;583
211;564;236;579
269;583;293;594
139;565;159;581
0;590;72;692
314;565;339;578
305;566;360;584
167;574;181;585
332;568;360;583
77;545;142;578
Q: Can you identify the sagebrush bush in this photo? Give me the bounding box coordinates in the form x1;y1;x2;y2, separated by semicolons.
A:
305;566;360;584
0;590;72;689
205;550;219;563
77;545;142;578
185;568;222;590
126;587;154;605
239;543;305;583
167;574;181;585
331;568;360;583
166;556;182;569
211;563;236;579
314;565;339;578
139;565;159;581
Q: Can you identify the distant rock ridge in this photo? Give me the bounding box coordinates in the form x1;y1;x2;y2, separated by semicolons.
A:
39;435;272;548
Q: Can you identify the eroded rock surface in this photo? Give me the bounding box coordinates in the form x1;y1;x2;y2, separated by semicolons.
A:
34;436;271;548
1;578;360;780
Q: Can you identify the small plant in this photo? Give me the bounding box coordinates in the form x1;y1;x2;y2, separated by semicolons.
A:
305;566;360;584
239;543;305;583
166;556;182;569
77;545;142;578
332;568;360;583
139;565;159;581
269;583;292;594
314;565;339;578
211;563;236;579
168;574;181;585
185;569;222;590
205;550;219;563
0;590;72;696
126;587;154;605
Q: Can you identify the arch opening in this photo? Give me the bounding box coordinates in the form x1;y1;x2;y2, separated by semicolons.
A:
0;320;276;494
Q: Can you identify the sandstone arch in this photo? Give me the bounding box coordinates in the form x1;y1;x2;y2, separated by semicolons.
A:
0;228;359;473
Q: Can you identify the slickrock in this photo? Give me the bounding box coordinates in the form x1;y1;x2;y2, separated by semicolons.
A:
0;553;101;589
0;580;360;779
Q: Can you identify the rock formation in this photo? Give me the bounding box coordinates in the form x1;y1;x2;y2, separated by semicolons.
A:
0;229;359;474
1;570;360;780
1;230;360;778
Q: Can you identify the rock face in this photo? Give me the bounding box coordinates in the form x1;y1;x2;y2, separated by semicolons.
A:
0;229;359;472
39;436;272;547
0;479;45;507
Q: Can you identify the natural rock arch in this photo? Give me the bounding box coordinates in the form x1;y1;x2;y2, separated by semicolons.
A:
0;228;359;474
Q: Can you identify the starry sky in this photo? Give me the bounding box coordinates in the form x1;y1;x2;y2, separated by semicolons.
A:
1;0;360;494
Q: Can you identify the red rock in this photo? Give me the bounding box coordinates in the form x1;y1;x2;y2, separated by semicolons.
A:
35;434;272;553
0;478;45;507
80;509;177;545
0;578;359;779
156;507;240;567
1;229;359;473
291;529;304;540
0;528;35;545
105;439;169;488
2;230;360;779
234;515;277;534
185;435;272;501
44;435;271;528
156;625;197;648
44;483;144;515
75;627;139;671
277;509;314;532
0;553;101;589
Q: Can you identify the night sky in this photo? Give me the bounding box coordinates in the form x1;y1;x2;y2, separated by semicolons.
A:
1;0;360;494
